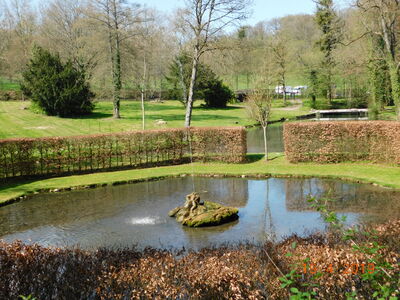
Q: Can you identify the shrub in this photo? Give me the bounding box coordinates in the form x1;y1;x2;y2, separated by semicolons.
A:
0;127;247;179
204;79;234;108
284;121;400;164
0;220;398;299
166;52;233;107
21;46;94;117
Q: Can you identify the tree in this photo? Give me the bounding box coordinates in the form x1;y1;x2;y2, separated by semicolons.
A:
356;0;400;120
179;0;250;127
21;46;94;117
2;0;37;79
269;19;289;106
87;0;142;119
204;79;234;108
246;53;274;161
166;52;221;105
40;0;100;77
315;0;342;105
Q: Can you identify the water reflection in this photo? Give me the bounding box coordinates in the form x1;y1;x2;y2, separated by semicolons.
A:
0;177;398;250
247;125;284;153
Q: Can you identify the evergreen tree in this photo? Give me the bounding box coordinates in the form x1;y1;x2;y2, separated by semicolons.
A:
166;52;233;108
21;46;94;117
315;0;341;105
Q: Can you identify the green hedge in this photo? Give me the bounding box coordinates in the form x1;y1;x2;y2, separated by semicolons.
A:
0;127;246;179
284;121;400;164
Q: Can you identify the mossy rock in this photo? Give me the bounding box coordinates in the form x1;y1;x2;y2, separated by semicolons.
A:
169;201;239;227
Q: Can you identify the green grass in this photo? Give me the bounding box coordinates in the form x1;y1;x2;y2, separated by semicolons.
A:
0;79;20;91
0;100;311;139
1;153;399;205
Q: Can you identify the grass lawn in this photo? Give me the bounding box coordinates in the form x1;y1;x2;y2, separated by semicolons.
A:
0;78;20;91
1;153;400;205
0;100;311;139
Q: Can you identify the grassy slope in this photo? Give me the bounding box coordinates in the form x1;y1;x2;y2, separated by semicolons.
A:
1;154;399;205
0;100;310;139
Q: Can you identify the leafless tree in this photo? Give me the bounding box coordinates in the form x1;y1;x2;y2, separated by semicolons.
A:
179;0;251;127
40;0;100;77
86;0;143;119
246;53;274;161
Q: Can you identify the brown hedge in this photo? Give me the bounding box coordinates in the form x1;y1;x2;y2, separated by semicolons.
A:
0;220;398;299
284;121;400;164
0;127;247;179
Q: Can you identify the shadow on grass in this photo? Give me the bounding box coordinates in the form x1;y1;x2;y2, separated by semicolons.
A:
70;112;114;120
246;153;284;163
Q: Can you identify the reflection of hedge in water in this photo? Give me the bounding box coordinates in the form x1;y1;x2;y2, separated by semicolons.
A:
284;179;400;218
284;121;400;164
0;220;398;299
0;127;247;179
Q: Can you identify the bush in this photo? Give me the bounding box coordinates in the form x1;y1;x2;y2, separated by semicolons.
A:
204;79;234;108
166;52;233;107
0;220;398;299
284;121;400;164
0;127;247;179
21;46;94;117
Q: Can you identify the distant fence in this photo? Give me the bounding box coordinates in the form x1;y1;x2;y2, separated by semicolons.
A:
284;121;400;164
0;127;247;179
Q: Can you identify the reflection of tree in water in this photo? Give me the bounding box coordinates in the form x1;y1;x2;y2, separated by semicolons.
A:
284;179;400;220
193;178;248;207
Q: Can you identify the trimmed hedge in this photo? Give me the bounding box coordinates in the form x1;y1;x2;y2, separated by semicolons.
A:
0;127;246;179
284;121;400;164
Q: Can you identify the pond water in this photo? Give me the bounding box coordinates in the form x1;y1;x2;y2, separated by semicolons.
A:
0;177;398;250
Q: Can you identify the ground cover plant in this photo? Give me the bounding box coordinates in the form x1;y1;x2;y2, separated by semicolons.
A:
0;220;398;299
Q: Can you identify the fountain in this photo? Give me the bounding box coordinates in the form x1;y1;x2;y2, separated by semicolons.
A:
168;192;239;227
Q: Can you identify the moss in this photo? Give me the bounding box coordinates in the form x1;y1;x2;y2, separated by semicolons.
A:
170;201;239;228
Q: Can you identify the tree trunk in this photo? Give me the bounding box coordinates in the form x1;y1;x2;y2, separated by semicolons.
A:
177;57;187;105
387;56;400;120
185;47;199;127
263;126;268;161
283;82;287;106
141;52;146;130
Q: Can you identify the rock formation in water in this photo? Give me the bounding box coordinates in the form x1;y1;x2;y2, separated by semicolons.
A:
168;192;239;227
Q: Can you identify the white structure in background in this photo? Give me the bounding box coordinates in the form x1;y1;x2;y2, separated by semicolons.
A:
275;86;293;95
293;86;308;95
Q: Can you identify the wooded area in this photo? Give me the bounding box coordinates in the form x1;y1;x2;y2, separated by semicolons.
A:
0;0;399;121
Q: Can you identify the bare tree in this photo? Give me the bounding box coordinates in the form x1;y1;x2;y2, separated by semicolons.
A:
2;0;37;78
268;19;288;106
246;53;274;161
40;0;100;76
179;0;251;127
87;0;142;119
356;0;400;119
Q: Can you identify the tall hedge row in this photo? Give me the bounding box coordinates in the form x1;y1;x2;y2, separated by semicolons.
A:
0;127;246;179
284;121;400;164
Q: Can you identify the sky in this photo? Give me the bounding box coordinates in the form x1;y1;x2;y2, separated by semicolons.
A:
138;0;350;26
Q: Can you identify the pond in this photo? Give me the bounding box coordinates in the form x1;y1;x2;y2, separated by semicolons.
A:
0;177;398;250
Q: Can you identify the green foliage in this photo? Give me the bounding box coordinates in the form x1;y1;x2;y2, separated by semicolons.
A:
166;52;232;107
21;46;94;117
203;79;234;108
315;0;341;103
